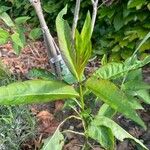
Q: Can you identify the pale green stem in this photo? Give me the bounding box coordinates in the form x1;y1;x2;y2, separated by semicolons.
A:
58;115;82;129
79;82;85;110
62;130;84;136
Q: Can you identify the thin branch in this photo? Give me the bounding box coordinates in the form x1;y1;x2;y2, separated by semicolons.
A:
29;0;62;78
62;130;84;136
72;0;81;39
87;141;95;150
58;115;82;130
91;0;99;35
98;1;105;9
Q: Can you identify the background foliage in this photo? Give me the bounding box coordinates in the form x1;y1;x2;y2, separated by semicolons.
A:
0;0;149;60
94;0;150;61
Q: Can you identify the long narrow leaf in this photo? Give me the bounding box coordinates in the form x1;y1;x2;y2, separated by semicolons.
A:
88;125;114;150
89;116;148;150
86;77;146;129
41;129;64;150
0;12;15;27
95;56;150;79
0;80;79;105
75;12;92;78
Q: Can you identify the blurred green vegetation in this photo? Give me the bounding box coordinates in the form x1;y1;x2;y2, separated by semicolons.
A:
0;0;150;60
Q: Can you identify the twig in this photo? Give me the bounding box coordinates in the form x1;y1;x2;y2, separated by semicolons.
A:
72;0;81;39
62;130;84;136
87;141;95;150
58;115;82;129
91;0;99;35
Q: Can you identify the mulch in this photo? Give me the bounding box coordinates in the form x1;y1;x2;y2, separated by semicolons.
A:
0;41;50;76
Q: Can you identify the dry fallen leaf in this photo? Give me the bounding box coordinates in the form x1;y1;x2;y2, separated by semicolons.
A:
37;110;59;135
55;100;64;112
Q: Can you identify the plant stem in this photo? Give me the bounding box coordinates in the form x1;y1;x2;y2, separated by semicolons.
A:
58;115;82;129
79;82;85;110
91;0;99;35
29;0;62;79
62;130;84;136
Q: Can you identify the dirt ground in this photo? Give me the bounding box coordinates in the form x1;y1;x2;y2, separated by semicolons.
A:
0;41;150;150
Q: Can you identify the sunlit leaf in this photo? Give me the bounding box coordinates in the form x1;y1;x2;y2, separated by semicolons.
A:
90;116;148;150
128;0;146;8
95;56;150;79
56;5;78;80
29;28;42;40
98;104;116;118
136;90;150;104
15;16;31;25
88;125;114;150
0;28;9;44
41;130;64;150
27;68;56;80
0;12;15;27
86;77;146;129
0;80;79;105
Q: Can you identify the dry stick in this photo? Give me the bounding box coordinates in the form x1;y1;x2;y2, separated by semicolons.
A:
29;0;62;79
72;0;81;39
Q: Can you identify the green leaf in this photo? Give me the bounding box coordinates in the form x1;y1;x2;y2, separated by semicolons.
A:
127;95;144;110
94;56;150;79
99;7;115;18
88;125;114;150
81;11;92;43
128;0;146;8
86;77;146;129
0;80;79;105
74;12;92;78
41;130;64;150
98;104;116;118
147;3;150;10
56;5;78;80
0;6;11;13
0;12;15;27
126;69;143;81
91;116;148;150
136;90;150;104
29;28;42;40
0;28;9;44
113;13;124;31
75;31;92;78
17;27;26;46
139;40;150;52
15;16;31;25
136;31;150;52
123;80;150;91
27;68;56;80
11;32;24;48
112;45;121;52
43;1;62;13
95;63;125;79
11;32;24;54
12;42;22;55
